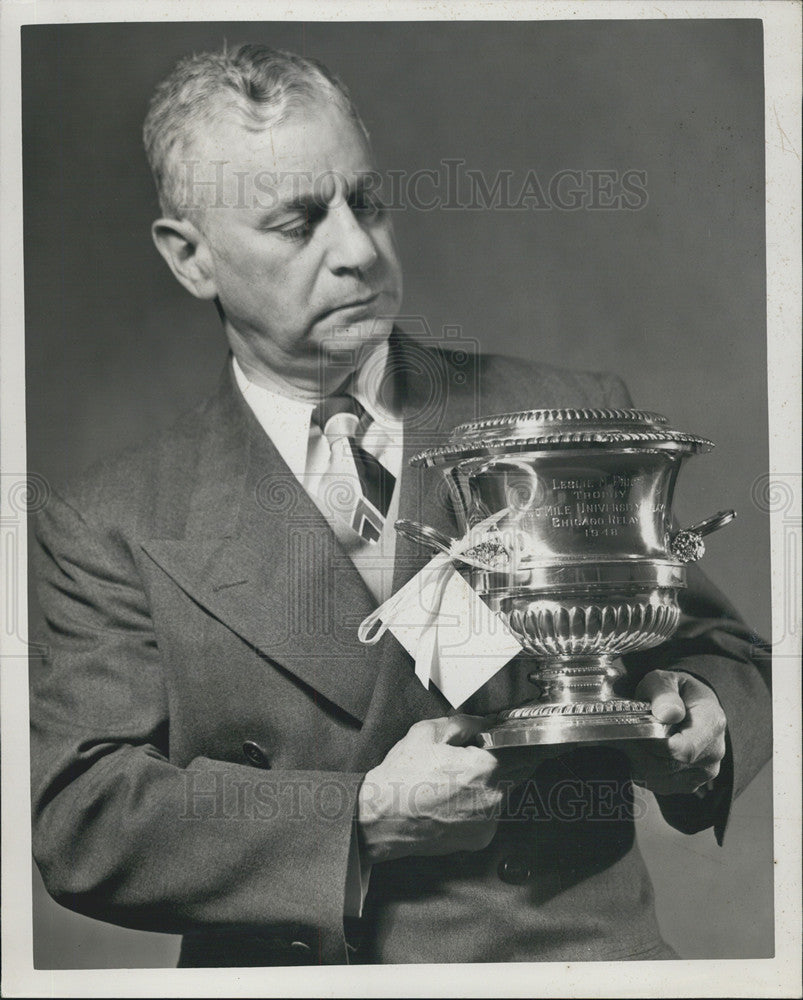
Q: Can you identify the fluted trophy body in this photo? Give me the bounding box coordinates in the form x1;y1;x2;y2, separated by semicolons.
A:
403;409;735;748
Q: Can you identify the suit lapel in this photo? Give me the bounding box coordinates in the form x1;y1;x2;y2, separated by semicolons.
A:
142;360;382;723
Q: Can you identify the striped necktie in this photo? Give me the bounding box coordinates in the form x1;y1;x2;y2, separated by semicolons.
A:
311;394;396;544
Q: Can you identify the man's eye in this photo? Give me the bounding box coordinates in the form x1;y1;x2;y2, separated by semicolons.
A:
276;207;324;242
278;219;314;241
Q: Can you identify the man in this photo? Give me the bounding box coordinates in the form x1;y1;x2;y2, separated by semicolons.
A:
30;43;771;966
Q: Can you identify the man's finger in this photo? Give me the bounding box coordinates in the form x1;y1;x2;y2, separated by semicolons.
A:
617;739;674;770
667;675;727;763
635;669;687;725
667;718;725;765
427;714;488;746
630;765;715;796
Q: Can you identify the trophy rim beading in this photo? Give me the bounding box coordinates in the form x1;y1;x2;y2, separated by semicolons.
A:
410;407;714;466
452;407;669;437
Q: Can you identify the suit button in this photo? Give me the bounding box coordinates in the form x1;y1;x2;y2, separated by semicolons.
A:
290;940;311;954
242;741;270;768
498;855;531;885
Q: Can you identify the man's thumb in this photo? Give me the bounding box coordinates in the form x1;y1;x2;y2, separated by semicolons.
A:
635;670;687;725
434;714;488;746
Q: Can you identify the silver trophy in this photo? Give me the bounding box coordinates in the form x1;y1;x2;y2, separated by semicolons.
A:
398;408;735;748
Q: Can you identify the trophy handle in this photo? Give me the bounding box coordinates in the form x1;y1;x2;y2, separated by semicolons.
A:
669;509;737;562
394;519;457;556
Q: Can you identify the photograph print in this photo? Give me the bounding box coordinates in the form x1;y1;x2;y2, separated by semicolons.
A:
19;15;775;975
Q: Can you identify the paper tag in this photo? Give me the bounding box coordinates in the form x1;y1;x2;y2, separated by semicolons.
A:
362;554;521;707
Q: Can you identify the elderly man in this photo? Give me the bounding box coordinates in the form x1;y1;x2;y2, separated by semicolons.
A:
30;43;771;967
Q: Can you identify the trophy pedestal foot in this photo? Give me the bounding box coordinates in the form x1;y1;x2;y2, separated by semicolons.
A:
477;699;670;748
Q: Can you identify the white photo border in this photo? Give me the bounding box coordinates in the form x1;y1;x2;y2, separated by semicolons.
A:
1;2;800;997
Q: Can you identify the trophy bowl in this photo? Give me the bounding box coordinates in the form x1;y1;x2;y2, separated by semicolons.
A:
401;408;735;748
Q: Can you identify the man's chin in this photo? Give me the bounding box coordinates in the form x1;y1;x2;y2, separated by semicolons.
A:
316;316;394;359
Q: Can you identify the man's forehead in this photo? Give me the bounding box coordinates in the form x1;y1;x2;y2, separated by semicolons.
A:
188;101;374;186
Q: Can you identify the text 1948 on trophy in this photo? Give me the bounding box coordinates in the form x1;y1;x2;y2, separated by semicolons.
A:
397;408;735;749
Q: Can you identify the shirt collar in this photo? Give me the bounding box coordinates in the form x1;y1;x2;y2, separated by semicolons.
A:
233;339;398;421
231;339;401;478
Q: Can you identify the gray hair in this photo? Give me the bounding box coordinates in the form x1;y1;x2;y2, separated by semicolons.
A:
142;42;369;220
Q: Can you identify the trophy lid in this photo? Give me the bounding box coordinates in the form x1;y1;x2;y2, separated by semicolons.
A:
410;408;714;466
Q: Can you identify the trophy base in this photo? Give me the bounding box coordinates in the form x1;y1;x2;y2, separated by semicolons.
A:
478;699;670;748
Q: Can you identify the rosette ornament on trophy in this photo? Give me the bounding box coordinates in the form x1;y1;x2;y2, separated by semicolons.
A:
396;408;735;748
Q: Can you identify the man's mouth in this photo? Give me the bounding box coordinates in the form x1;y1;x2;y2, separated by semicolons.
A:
320;293;380;320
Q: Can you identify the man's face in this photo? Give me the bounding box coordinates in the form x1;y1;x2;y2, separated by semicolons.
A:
187;99;403;392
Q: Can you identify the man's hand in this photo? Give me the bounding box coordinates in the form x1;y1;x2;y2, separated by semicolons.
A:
356;715;544;865
622;669;727;796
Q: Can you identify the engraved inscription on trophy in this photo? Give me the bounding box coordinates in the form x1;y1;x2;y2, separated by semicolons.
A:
538;472;650;536
464;455;677;565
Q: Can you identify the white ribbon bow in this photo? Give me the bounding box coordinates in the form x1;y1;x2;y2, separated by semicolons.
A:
357;508;519;698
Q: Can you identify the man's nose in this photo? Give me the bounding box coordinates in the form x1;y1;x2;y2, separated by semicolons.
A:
324;202;379;274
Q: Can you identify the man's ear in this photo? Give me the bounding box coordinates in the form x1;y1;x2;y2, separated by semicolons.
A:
151;217;218;301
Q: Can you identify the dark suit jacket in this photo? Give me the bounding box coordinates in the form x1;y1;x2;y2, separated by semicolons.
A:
29;329;771;966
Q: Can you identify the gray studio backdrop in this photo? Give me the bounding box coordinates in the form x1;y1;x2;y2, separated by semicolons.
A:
23;19;772;968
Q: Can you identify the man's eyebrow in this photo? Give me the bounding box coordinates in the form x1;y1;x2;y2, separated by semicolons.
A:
284;192;326;213
255;193;321;227
256;174;379;226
